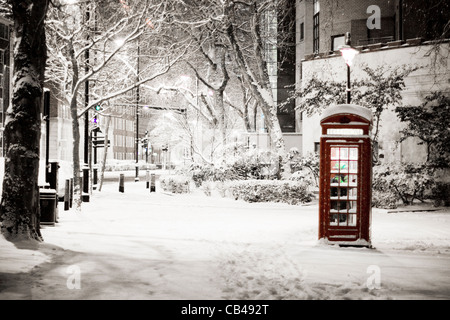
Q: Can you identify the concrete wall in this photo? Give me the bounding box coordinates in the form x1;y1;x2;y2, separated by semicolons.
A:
300;41;450;163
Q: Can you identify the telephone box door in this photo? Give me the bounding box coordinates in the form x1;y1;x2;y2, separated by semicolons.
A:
326;143;361;241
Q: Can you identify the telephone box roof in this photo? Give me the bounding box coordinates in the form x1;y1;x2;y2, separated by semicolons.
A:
320;104;373;123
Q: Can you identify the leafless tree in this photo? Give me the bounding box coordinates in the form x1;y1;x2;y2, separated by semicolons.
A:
0;0;49;241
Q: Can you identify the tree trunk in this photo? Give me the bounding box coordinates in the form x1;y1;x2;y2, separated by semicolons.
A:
0;0;49;241
98;115;111;192
70;98;82;210
224;1;286;159
67;40;82;209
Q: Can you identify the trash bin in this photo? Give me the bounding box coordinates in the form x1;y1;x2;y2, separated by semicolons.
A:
40;188;57;226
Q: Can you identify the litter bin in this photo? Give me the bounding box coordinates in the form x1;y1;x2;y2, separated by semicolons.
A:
40;188;57;226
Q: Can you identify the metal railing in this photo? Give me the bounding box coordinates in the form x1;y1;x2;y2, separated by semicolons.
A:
357;36;394;46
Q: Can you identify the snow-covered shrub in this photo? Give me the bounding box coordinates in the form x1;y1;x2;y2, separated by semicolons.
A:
159;175;191;194
372;189;399;209
223;180;313;205
215;181;227;198
201;181;213;197
229;149;280;180
288;152;319;187
188;163;206;187
187;150;281;185
372;163;435;208
430;182;450;207
105;160;157;172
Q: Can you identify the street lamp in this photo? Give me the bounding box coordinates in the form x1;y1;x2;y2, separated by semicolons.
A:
339;32;359;104
135;39;140;182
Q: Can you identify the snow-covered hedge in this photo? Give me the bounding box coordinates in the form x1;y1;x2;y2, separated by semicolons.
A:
104;160;157;172
220;179;313;205
372;163;449;208
159;175;191;194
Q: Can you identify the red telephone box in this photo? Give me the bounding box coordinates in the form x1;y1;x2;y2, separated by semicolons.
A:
318;104;373;247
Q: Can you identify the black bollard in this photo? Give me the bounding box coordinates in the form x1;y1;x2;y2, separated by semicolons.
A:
64;179;70;211
150;173;156;192
69;178;73;208
146;170;150;189
119;174;125;193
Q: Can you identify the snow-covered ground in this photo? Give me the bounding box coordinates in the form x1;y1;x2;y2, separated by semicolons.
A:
1;173;450;300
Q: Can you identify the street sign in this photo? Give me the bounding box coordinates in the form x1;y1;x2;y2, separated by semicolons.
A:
93;139;110;148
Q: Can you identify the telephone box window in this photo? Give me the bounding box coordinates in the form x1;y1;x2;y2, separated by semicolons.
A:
327;128;364;135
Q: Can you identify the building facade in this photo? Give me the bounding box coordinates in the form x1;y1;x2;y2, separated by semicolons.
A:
296;0;450;161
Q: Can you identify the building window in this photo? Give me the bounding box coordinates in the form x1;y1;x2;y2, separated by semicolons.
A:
331;34;345;51
314;142;320;154
0;50;4;73
300;22;304;41
313;0;320;54
0;23;9;41
313;0;320;14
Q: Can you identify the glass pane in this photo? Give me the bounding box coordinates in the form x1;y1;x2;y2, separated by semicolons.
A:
331;148;339;159
331;201;340;212
339;188;348;197
331;160;339;172
349;148;358;160
330;187;338;197
348;188;357;199
340;148;349;160
349;174;357;186
339;160;349;172
348;201;357;213
348;214;357;226
349;161;358;172
331;174;341;185
340;174;348;185
339;214;347;226
330;214;338;226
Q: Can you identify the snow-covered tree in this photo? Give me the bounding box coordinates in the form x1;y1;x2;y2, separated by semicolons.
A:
293;65;418;142
396;92;450;166
0;0;49;240
45;0;188;207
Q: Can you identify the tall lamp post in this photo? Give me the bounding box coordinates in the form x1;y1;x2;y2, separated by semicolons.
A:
135;39;140;182
339;32;359;104
83;5;91;202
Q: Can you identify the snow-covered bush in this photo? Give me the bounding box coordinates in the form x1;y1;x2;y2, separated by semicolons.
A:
159;175;191;194
104;160;157;172
223;180;313;205
372;163;435;208
201;181;213;197
187;149;281;185
288;151;319;188
430;182;450;207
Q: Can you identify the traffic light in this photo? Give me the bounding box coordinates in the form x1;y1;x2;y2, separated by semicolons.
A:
94;104;102;112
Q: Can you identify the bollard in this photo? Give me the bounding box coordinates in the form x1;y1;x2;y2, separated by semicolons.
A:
150;173;156;192
119;174;125;193
69;178;73;208
79;177;83;197
64;179;70;211
146;170;150;189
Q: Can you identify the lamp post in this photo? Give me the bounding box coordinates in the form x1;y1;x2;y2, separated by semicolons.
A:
339;32;359;104
83;5;90;202
135;39;140;182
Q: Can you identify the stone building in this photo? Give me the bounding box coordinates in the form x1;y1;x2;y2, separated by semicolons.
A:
295;0;450;161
